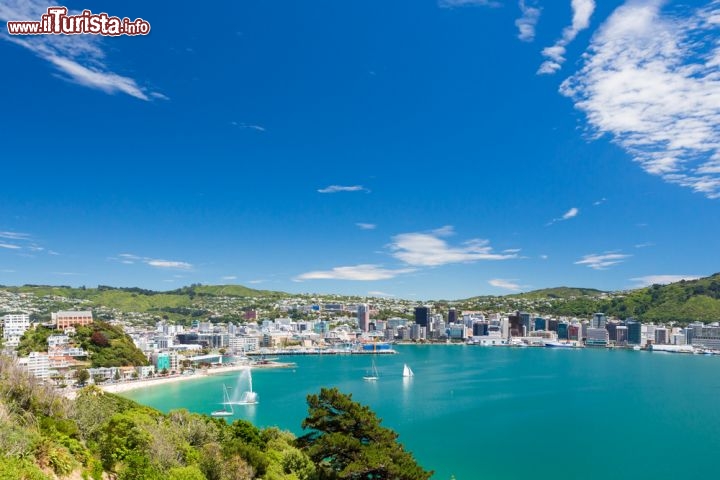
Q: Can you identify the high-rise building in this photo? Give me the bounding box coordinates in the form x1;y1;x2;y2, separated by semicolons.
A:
414;306;430;328
616;325;628;345
534;317;546;331
473;322;489;336
606;321;619;342
557;323;569;340
520;312;531;336
547;319;559;332
357;303;370;332
508;311;522;337
592;313;607;329
448;308;458;324
626;319;642;345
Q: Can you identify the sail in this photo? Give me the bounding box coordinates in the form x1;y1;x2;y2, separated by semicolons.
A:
403;364;414;377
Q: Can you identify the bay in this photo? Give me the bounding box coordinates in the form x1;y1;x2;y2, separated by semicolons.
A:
123;345;720;479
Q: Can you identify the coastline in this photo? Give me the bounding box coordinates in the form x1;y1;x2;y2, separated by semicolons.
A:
92;361;295;395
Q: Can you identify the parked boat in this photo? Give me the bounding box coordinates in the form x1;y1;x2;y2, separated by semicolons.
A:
363;358;379;381
211;384;234;417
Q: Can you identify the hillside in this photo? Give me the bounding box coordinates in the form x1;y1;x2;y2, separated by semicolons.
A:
509;287;607;299
16;320;149;368
460;274;720;323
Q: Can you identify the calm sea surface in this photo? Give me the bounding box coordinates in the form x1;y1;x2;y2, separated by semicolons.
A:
123;345;720;479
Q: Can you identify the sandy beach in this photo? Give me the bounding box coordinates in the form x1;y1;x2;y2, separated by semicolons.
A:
99;361;295;394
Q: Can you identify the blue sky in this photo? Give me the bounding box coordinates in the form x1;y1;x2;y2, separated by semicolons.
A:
1;0;718;299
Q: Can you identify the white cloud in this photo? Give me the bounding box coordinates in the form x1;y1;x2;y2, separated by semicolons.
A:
247;279;265;284
389;226;517;267
593;197;607;206
0;0;163;100
146;259;193;270
562;207;580;220
295;264;415;281
547;206;580;225
231;122;266;132
222;275;237;280
0;231;31;240
0;243;21;249
516;0;542;42
356;223;377;230
368;290;395;297
630;274;701;288
503;248;522;253
634;242;654;249
561;1;720;198
575;252;630;270
540;254;549;260
438;0;501;7
489;278;522;291
317;185;369;193
538;0;596;74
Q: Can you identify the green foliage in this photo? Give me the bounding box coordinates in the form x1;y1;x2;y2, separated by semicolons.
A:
1;356;429;480
16;326;54;357
299;387;432;480
75;321;149;367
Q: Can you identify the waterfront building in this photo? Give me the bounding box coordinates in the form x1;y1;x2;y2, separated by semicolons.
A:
534;317;546;331
606;321;619;342
509;311;522;336
52;311;93;330
557;322;569;340
586;327;609;347
520;312;531;335
448;308;457;324
357;303;370;332
473;322;489;336
689;324;720;350
627;320;642;345
592;313;607;329
414;306;430;328
409;323;426;340
229;335;259;353
568;323;581;341
2;313;30;348
616;325;628;345
387;317;407;329
547;319;559;332
655;327;668;345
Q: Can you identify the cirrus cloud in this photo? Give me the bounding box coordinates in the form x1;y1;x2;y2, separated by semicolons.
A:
295;264;416;281
575;252;630;270
489;278;522;291
318;185;369;194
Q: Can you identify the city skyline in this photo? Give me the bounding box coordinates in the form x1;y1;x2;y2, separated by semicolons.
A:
1;0;718;299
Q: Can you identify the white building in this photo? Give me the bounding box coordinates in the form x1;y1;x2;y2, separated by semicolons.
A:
18;352;51;379
2;313;30;348
229;335;260;353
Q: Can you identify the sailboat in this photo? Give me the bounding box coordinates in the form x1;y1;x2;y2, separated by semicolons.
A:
211;384;234;417
363;358;379;381
402;363;414;377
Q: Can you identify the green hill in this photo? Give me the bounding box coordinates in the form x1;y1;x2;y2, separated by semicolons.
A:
509;287;606;299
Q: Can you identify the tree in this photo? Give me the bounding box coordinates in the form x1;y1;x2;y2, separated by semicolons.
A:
76;368;90;386
298;387;432;480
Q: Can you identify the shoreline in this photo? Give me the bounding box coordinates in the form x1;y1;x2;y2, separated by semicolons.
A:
98;361;295;395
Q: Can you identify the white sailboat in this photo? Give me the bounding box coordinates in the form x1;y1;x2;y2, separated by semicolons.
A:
211;384;234;417
363;358;379;381
402;363;414;377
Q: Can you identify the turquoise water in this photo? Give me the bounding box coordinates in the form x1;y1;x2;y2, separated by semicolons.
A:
124;346;720;479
